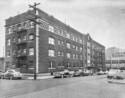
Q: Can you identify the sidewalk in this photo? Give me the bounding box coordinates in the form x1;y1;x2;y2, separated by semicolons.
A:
23;73;54;80
108;79;125;84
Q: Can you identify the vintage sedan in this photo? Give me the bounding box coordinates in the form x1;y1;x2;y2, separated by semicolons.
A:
0;69;24;80
83;69;93;76
97;70;105;75
53;69;74;78
113;70;125;79
107;69;120;79
73;69;84;77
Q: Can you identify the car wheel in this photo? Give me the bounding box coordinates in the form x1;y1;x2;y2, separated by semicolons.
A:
1;76;4;79
9;76;13;80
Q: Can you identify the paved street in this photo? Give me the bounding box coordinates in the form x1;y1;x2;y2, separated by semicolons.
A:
0;75;125;98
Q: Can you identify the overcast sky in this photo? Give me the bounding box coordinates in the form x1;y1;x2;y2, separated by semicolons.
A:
0;0;125;57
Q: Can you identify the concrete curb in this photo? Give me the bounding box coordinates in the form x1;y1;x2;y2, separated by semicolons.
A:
26;76;54;80
108;79;125;84
22;73;54;80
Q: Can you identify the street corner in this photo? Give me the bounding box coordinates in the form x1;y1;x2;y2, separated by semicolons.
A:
108;79;125;84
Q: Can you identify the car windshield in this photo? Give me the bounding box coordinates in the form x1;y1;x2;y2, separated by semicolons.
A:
9;69;20;72
14;70;20;72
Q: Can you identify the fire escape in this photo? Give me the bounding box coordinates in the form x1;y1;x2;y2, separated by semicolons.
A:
14;27;28;73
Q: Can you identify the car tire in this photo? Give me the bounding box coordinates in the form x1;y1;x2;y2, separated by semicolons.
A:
1;76;4;79
9;76;13;80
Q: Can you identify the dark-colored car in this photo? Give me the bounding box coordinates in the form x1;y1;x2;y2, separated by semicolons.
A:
53;69;74;78
73;70;84;77
83;69;93;76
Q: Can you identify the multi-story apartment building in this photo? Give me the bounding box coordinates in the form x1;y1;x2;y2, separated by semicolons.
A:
84;34;105;72
5;8;105;73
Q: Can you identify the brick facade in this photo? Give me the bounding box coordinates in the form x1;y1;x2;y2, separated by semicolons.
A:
5;9;105;73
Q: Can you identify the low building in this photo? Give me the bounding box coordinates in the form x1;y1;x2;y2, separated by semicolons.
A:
106;47;125;69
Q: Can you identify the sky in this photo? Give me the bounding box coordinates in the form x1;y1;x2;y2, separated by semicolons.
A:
0;0;125;57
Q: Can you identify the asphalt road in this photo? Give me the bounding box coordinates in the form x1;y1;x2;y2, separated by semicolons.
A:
0;75;125;98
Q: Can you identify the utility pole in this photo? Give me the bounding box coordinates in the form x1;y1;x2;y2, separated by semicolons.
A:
29;2;40;80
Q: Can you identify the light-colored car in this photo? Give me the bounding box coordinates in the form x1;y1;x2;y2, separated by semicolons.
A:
0;69;24;80
53;69;74;78
97;70;105;75
107;69;120;79
113;70;125;79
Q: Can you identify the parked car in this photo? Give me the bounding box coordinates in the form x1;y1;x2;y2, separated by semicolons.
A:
73;69;84;77
107;69;120;79
0;69;24;80
104;70;109;74
97;70;105;75
53;69;74;78
113;70;125;79
83;69;93;76
0;71;3;78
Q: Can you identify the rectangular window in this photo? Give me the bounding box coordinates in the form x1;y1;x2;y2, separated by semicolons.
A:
67;62;71;68
87;42;91;47
66;33;70;39
23;48;26;53
79;39;82;44
12;49;16;55
58;40;61;45
76;46;79;51
17;37;21;43
73;44;76;50
29;48;34;55
30;21;34;28
73;54;75;59
73;62;76;67
62;41;64;46
67;53;71;58
66;43;71;49
62;51;64;57
58;51;61;56
48;37;55;45
12;37;16;42
76;54;79;59
6;50;11;57
48;50;55;57
72;35;75;41
23;35;26;41
29;34;34;41
80;47;83;52
29;61;34;68
49;61;55;68
6;27;12;34
7;39;11;46
49;25;54;32
76;37;78;42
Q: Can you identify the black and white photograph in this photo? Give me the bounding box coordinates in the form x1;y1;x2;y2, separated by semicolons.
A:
0;0;125;98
